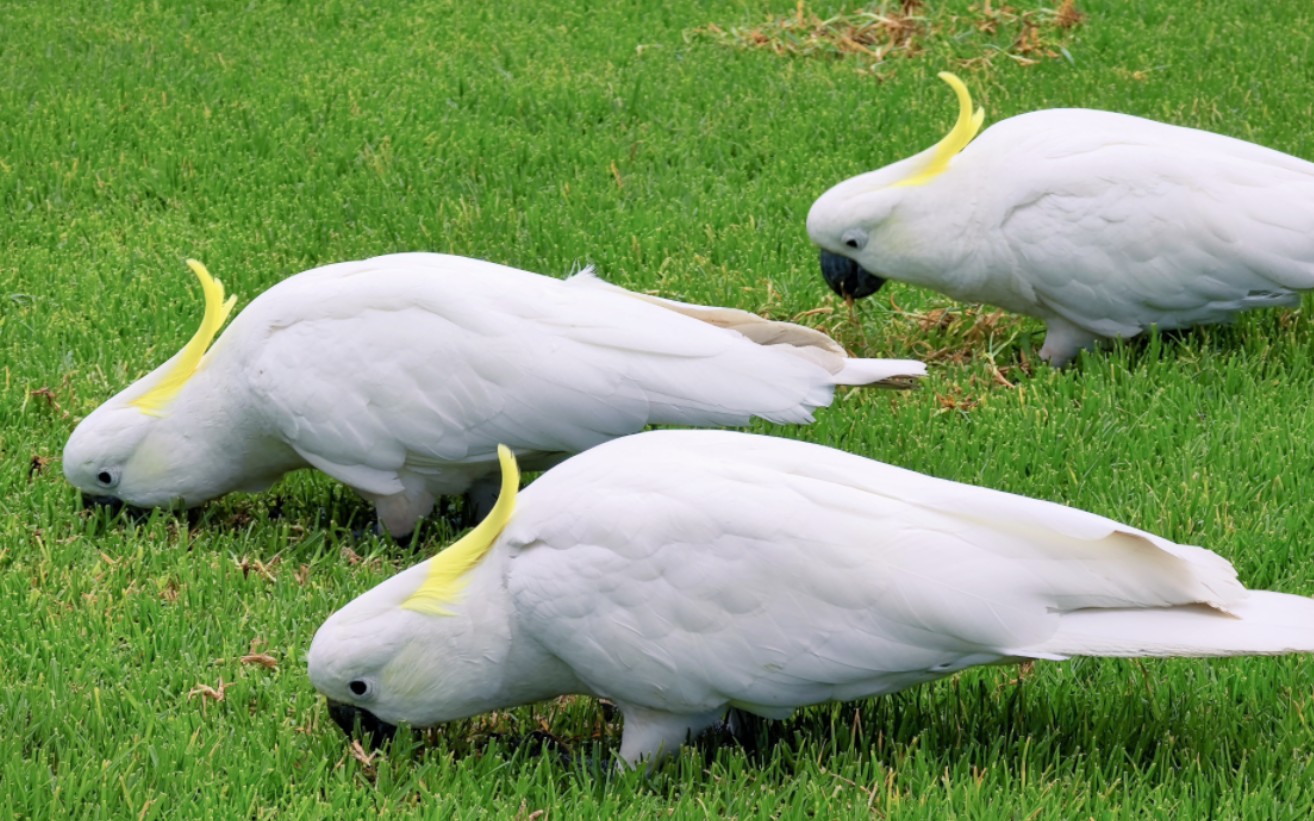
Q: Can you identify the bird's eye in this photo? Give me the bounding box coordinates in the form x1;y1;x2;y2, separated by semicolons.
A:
348;679;370;697
96;469;118;488
840;230;866;251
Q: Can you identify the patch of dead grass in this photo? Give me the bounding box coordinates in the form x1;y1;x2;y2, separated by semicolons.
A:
696;0;928;62
693;0;1083;70
798;295;1038;411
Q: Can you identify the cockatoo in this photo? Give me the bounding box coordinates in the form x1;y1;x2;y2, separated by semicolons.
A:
307;430;1314;767
62;254;924;537
807;72;1314;365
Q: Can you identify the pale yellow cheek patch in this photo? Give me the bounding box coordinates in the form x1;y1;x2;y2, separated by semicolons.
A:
895;72;986;188
131;259;238;417
402;446;520;617
121;433;177;503
381;640;446;701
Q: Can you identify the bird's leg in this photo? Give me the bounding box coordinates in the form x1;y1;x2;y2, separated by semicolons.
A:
1039;318;1099;367
465;475;503;520
369;477;435;544
616;704;726;769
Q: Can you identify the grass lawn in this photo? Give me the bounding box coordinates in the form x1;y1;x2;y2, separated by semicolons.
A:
4;0;1314;816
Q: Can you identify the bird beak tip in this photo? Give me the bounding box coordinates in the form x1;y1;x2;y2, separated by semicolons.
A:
818;249;886;301
326;699;399;750
80;493;125;513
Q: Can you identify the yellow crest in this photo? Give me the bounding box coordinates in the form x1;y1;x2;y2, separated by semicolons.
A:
402;446;521;616
130;260;238;416
895;72;986;188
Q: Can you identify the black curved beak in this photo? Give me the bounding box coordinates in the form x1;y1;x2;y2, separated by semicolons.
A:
819;249;886;300
81;493;125;513
80;493;154;522
327;699;398;749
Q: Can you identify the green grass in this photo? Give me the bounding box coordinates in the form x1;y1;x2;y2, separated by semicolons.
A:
4;0;1314;816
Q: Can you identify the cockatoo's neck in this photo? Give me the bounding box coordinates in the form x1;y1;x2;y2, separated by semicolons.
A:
118;354;299;504
438;550;587;713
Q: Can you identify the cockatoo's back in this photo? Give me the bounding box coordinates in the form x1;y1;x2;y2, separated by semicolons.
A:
502;430;1293;719
963;109;1314;336
204;254;925;531
808;74;1314;364
228;254;916;466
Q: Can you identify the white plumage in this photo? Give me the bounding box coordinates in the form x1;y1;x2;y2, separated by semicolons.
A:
807;73;1314;365
62;253;923;536
306;430;1314;766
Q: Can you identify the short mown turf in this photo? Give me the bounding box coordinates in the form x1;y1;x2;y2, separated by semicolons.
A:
4;1;1314;816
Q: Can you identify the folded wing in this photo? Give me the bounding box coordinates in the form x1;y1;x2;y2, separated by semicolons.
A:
504;430;1310;717
976;109;1314;336
235;255;921;494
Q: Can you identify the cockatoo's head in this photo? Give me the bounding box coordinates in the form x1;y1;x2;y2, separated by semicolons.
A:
64;401;186;510
807;72;985;301
306;447;521;747
63;260;238;511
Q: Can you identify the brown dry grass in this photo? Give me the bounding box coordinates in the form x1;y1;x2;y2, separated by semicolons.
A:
693;0;1083;70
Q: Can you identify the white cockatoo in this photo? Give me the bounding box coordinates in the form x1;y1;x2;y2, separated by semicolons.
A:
807;73;1314;365
62;254;924;537
307;430;1314;766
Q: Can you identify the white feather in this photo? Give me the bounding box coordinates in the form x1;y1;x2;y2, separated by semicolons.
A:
64;254;924;535
307;430;1314;766
808;101;1314;365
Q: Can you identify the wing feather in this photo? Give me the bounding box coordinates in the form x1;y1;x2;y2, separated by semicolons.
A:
229;255;892;494
969;109;1314;333
504;430;1244;715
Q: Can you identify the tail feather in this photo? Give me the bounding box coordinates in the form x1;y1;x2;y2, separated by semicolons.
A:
565;269;926;388
832;357;927;388
1017;591;1314;660
565;269;846;353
